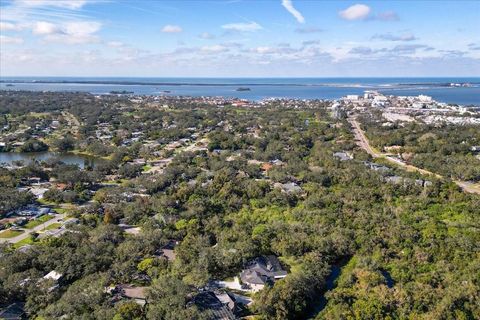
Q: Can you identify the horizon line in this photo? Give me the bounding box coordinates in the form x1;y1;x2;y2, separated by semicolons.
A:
1;76;480;79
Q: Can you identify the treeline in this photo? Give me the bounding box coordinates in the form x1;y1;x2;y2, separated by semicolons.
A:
0;93;479;319
360;114;480;181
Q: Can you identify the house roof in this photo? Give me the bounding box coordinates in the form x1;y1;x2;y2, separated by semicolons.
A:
240;270;268;285
240;255;287;285
274;182;302;194
261;163;273;171
333;152;352;161
157;240;178;261
120;285;147;300
193;291;236;320
43;270;62;281
214;292;236;311
0;302;25;320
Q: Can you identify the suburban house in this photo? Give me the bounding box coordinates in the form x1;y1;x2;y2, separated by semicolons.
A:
239;255;288;292
364;161;390;173
155;240;179;261
333;151;353;161
273;182;303;194
0;302;26;320
43;270;62;282
385;176;433;188
41;270;63;291
38;228;68;239
191;290;237;320
106;284;148;307
118;223;141;235
261;162;273;172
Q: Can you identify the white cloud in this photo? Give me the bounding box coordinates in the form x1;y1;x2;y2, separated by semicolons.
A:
222;22;262;32
32;20;102;44
295;26;323;34
220;41;244;48
0;35;24;44
43;34;100;44
339;4;371;21
0;0;103;47
201;45;228;53
0;21;24;31
376;11;399;21
64;21;101;35
391;44;431;54
13;0;90;10
1;0;96;25
32;21;60;35
372;33;417;42
161;25;183;33
32;21;101;36
281;0;305;24
253;46;276;54
107;41;125;47
199;32;215;39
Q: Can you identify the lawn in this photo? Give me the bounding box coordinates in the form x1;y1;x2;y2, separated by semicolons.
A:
24;215;54;229
13;236;37;248
0;229;23;238
53;207;68;214
37;198;57;206
44;223;62;230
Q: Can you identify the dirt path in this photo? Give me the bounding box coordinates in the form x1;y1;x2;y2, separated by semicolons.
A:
348;117;480;195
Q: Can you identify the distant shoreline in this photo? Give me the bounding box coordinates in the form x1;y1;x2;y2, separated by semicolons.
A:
1;79;478;88
1;77;479;106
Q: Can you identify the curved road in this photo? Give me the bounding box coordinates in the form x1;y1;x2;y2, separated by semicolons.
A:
348;117;480;195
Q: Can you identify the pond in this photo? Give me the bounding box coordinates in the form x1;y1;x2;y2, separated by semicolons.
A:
0;152;103;169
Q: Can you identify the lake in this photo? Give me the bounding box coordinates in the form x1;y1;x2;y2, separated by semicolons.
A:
0;152;103;169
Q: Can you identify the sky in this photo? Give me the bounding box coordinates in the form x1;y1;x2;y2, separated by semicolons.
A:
0;0;479;77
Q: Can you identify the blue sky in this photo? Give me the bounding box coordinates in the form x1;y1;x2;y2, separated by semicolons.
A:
1;0;479;77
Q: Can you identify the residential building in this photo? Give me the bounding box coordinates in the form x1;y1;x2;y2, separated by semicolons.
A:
239;255;287;292
192;291;237;320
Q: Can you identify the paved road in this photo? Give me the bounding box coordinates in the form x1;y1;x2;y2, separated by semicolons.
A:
348;117;480;195
349;118;380;157
0;214;66;244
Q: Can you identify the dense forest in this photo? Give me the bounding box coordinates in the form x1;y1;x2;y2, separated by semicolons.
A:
360;112;480;182
0;91;479;319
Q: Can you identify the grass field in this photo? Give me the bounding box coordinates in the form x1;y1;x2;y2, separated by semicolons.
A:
53;207;69;214
0;229;23;238
44;223;62;230
13;236;37;248
37;198;57;206
24;215;54;229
